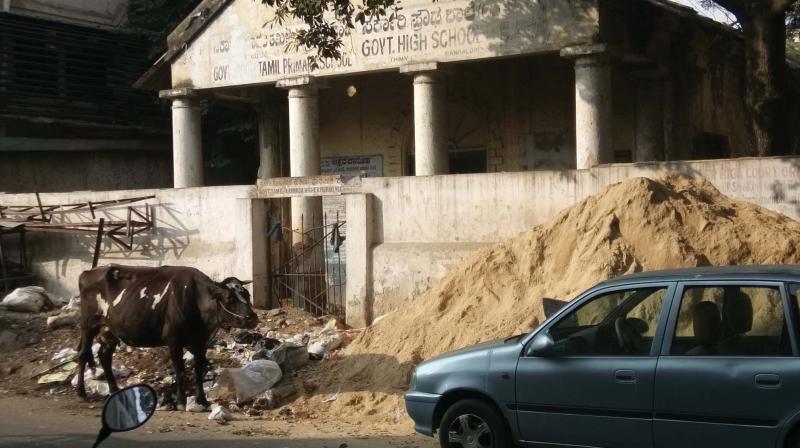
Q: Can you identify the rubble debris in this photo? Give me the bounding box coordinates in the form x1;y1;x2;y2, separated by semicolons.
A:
51;348;77;363
251;389;276;410
211;360;282;404
0;329;24;351
233;330;263;345
0;286;61;313
62;296;81;312
266;308;284;318
46;311;79;330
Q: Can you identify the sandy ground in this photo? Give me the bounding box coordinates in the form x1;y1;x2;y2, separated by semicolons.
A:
0;394;438;448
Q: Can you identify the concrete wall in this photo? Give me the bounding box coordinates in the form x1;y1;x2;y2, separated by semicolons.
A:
0;185;268;306
0;151;172;193
346;156;800;324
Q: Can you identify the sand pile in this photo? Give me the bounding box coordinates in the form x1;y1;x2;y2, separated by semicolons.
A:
306;176;800;424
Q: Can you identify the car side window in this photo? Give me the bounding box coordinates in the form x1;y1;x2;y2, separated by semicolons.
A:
549;287;667;356
670;285;792;356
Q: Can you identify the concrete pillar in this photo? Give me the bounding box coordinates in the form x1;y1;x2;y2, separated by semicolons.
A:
256;103;280;180
345;193;375;327
402;63;448;176
635;79;665;162
277;77;323;244
561;45;612;170
160;88;203;188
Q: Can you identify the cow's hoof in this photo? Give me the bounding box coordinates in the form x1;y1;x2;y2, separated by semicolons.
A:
157;403;176;411
176;404;186;412
77;393;88;402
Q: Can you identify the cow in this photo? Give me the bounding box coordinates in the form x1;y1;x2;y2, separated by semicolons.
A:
76;265;259;410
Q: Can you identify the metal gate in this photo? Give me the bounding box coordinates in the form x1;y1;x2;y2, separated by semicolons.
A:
271;213;346;319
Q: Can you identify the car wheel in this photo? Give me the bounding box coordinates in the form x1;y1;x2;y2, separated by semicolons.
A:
439;399;511;448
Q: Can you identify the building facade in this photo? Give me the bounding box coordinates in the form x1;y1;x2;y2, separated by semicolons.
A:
0;0;171;193
140;0;748;239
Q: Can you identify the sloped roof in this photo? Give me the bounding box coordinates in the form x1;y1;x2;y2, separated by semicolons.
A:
134;0;743;91
133;0;232;90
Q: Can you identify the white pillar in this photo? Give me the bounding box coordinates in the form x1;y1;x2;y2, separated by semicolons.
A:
635;79;665;162
171;97;203;188
402;63;448;176
281;80;322;243
562;45;612;170
257;103;280;180
413;72;448;175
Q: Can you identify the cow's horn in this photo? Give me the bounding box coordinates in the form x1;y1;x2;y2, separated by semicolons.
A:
241;280;253;285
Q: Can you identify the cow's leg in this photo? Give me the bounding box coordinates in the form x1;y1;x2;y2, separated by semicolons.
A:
189;345;210;408
98;332;120;394
76;318;101;401
168;342;186;411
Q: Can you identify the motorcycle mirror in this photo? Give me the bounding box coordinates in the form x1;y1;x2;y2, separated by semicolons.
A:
92;384;157;448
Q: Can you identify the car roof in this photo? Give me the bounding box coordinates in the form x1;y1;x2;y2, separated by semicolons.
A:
597;265;800;287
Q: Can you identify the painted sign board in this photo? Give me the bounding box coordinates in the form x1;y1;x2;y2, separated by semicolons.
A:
172;0;599;89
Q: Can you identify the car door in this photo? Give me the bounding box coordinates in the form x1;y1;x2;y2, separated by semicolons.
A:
653;281;800;448
515;282;676;447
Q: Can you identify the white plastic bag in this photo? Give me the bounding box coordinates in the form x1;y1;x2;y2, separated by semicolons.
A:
308;329;342;358
211;360;282;404
0;286;58;313
208;404;232;423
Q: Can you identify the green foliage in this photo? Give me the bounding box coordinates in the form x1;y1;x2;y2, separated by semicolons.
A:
261;0;401;66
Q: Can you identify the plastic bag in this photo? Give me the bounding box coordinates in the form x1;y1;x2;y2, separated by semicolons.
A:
308;329;342;359
252;338;286;365
0;286;58;313
208;404;232;423
211;360;282;404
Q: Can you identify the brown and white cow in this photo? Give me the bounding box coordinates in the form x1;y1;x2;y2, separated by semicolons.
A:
76;265;258;409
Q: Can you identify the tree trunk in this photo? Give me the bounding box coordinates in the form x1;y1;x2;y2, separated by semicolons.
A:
741;4;788;156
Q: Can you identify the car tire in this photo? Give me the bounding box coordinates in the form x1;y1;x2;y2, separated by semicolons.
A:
439;399;511;448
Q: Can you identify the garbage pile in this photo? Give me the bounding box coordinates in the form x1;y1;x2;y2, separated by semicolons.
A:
14;303;348;421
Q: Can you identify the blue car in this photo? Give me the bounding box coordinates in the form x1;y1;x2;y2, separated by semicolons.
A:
405;266;800;448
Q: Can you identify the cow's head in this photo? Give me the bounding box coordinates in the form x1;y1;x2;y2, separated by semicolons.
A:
214;277;258;329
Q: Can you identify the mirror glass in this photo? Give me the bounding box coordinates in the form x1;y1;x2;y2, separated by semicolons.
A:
102;385;157;432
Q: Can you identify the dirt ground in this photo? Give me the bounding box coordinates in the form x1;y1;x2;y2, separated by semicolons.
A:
0;394;437;447
0;306;422;444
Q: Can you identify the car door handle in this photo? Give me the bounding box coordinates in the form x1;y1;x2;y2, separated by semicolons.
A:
615;369;637;384
755;373;781;389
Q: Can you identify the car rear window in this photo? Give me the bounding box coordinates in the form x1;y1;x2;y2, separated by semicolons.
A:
670;285;792;356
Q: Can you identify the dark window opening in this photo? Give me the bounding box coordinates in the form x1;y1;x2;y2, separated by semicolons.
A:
693;132;730;159
404;149;487;175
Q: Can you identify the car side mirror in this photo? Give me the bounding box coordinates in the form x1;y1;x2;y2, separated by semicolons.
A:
92;384;157;448
527;332;556;357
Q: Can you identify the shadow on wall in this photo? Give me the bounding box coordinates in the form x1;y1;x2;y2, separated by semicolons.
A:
467;0;599;56
26;202;199;298
769;157;800;218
